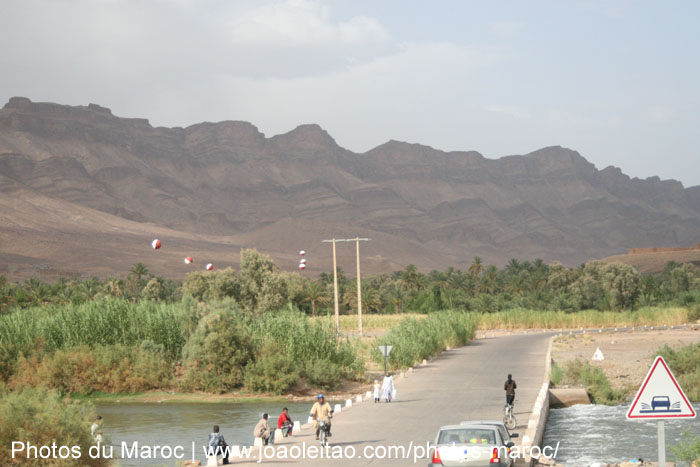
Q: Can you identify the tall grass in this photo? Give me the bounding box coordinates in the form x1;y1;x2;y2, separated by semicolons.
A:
374;311;476;370
474;307;689;330
0;298;188;364
251;307;363;375
556;359;628;405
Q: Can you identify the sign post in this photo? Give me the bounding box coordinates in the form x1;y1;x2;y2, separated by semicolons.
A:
378;345;393;374
627;356;696;466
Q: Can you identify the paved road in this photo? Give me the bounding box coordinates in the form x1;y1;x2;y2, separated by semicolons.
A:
230;332;552;466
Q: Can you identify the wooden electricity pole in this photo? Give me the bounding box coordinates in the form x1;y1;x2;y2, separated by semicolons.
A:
322;238;341;334
323;237;371;336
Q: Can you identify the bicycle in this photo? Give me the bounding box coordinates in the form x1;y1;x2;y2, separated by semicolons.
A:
503;402;517;430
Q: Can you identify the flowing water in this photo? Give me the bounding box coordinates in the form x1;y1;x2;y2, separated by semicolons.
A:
543;403;700;466
95;401;313;466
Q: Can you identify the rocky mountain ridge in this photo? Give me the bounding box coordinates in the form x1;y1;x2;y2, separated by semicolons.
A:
0;97;698;279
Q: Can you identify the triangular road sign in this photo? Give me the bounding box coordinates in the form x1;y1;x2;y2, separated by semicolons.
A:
379;345;393;357
627;356;696;419
592;347;604;361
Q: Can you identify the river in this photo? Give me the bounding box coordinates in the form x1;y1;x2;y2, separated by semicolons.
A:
543;403;700;466
96;401;314;466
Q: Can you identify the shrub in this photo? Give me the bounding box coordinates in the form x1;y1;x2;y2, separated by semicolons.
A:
181;308;254;393
303;360;345;390
688;305;700;323
562;359;627;405
671;429;700;465
550;362;564;386
9;345;172;394
657;343;700;401
244;350;300;394
0;387;109;466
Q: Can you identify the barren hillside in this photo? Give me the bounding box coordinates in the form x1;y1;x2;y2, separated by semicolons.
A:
1;97;698;279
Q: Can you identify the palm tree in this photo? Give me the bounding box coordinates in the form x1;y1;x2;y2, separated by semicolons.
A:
468;257;484;277
130;262;149;282
401;264;424;290
505;258;521;276
81;278;101;301
105;278;124;298
344;281;381;314
304;281;329;317
29;285;50;305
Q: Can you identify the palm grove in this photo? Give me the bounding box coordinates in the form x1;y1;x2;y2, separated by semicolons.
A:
2;250;700;465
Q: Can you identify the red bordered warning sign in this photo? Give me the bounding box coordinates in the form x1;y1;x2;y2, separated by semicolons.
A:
627;356;696;419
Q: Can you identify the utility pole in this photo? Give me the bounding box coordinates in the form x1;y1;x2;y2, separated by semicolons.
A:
323;237;371;336
322;238;341;335
356;238;362;336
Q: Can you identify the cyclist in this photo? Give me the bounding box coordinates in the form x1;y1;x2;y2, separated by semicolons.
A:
504;374;517;406
310;394;333;440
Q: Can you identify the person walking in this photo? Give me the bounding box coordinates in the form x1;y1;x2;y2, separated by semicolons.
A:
372;379;381;403
90;416;103;444
381;372;394;403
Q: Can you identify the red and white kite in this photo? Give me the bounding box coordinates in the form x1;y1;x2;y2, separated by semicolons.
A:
184;257;193;264
151;239;161;250
299;250;306;256
300;258;307;264
298;263;306;270
206;263;214;271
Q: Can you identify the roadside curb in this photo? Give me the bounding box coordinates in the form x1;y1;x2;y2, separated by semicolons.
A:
521;334;553;466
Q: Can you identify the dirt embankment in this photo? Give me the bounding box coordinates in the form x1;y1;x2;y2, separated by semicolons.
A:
552;328;700;393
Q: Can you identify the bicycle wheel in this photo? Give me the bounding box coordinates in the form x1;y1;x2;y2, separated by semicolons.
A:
505;412;517;430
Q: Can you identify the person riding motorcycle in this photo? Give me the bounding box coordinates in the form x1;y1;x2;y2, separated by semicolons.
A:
309;394;333;440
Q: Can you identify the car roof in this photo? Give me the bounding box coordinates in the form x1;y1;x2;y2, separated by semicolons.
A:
460;420;505;427
439;424;497;431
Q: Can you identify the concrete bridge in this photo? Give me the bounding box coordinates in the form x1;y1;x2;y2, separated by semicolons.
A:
214;332;553;466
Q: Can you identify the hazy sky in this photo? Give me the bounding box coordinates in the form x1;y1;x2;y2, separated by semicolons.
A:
1;0;698;186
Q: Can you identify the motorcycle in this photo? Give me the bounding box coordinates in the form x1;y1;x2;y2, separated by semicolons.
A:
318;418;330;447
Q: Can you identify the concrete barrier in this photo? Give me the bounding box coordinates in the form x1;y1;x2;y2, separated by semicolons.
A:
549;388;591;408
521;335;553;466
307;416;313;424
365;391;372;399
206;455;218;466
253;437;264;447
355;394;363;403
293;420;301;431
274;428;283;440
333;403;342;413
345;399;352;408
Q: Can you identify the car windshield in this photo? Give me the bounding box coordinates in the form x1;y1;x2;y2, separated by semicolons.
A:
438;429;496;445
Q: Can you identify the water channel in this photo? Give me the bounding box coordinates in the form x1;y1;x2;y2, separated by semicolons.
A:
543;403;700;466
96;401;313;466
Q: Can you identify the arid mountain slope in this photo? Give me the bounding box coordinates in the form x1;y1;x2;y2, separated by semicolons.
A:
1;97;698;279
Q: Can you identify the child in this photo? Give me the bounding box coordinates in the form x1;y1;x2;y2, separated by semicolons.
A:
372;379;381;403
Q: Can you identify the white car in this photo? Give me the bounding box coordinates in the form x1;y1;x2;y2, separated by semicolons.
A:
428;423;515;467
